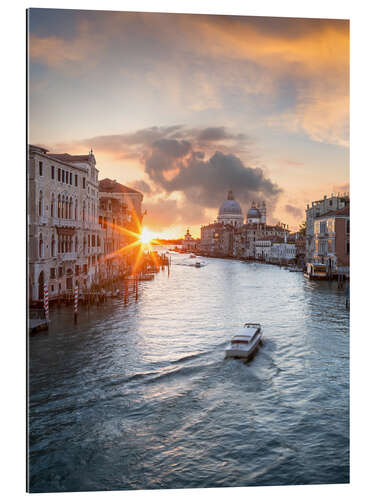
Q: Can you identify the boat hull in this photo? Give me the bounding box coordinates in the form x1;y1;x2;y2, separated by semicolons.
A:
225;332;263;359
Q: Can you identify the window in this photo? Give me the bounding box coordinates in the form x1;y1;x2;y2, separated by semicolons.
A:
51;165;55;179
75;265;80;276
75;199;78;220
83;177;86;189
39;233;43;258
51;235;55;257
346;220;350;234
83;201;86;221
38;191;43;216
75;174;78;187
70;172;72;185
346;241;350;255
75;236;78;252
58;168;61;182
319;221;327;234
58;266;63;278
57;194;61;218
92;234;95;247
39;161;43;176
62;170;65;183
50;268;56;279
51;193;55;217
83;264;88;274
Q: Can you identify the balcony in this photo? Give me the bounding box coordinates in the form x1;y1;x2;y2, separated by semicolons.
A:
60;252;77;261
54;218;78;229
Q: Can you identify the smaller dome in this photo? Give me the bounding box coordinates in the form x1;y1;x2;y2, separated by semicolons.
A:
247;207;261;218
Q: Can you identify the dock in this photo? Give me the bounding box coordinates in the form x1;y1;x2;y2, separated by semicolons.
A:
29;318;49;334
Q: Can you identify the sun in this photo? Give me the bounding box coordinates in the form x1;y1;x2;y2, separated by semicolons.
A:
139;227;156;245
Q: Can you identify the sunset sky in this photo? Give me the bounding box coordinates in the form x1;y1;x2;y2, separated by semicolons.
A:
28;9;349;238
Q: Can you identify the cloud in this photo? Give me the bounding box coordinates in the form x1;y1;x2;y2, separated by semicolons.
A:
29;12;348;147
142;136;281;213
143;197;205;232
130;180;152;194
285;204;303;218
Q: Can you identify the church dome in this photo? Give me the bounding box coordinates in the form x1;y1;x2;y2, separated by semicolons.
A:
218;191;242;216
247;207;261;218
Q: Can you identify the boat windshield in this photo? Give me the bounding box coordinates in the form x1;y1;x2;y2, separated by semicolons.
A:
231;339;249;345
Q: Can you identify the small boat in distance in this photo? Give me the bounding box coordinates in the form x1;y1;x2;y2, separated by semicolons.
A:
195;261;201;268
190;254;196;258
225;323;263;359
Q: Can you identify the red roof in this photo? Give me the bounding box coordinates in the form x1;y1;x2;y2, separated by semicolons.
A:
99;178;142;195
316;205;350;218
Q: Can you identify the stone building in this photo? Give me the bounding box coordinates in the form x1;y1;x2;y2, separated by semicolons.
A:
200;223;234;257
98;179;144;279
28;145;103;301
305;193;349;262
312;205;350;276
181;229;199;252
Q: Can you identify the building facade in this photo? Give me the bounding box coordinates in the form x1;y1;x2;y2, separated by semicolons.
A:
182;229;199;252
28;145;103;302
305;193;349;263
312;206;350;276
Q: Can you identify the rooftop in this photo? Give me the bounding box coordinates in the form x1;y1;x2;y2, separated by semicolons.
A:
99;178;142;195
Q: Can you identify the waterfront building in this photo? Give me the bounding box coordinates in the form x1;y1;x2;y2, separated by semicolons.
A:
305;193;349;262
28;145;103;301
312;205;350;277
99;179;144;279
269;236;297;263
254;238;273;260
182;229;199;252
200;223;234;257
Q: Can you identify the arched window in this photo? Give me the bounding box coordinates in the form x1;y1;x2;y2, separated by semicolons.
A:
51;193;55;218
57;194;61;218
75;236;78;253
39;233;43;258
62;195;65;218
75;199;78;220
51;234;55;257
69;197;72;219
83;235;86;254
38;191;43;216
97;235;100;247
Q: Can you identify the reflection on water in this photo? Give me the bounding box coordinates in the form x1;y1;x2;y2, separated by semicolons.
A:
28;254;349;492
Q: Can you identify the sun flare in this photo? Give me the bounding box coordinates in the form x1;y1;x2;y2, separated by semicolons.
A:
139;227;156;245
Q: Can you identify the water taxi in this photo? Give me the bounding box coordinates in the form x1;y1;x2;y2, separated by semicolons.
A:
225;323;263;359
304;263;327;280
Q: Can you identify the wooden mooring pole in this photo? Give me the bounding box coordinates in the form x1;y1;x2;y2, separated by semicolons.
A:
74;285;78;324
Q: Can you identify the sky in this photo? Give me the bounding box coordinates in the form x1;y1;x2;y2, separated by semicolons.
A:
28;8;349;238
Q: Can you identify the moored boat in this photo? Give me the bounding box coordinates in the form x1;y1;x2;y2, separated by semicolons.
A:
304;263;327;280
225;323;263;359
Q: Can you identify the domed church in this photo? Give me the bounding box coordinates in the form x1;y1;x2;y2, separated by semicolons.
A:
217;190;244;227
247;200;266;224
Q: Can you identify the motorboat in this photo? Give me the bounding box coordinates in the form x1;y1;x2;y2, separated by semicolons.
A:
225;323;263;359
304;263;327;280
195;261;201;268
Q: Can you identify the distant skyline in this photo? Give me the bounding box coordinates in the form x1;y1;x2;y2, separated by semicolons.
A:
28;9;349;238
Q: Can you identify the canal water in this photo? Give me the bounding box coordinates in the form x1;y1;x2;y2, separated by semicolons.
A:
28;254;349;492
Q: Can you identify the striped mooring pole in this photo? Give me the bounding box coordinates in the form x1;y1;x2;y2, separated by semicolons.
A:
74;285;78;324
43;283;49;322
